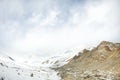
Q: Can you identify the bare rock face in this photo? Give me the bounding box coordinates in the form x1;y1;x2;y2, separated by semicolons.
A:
58;41;120;80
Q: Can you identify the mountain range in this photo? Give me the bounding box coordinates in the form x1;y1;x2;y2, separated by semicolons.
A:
0;41;120;80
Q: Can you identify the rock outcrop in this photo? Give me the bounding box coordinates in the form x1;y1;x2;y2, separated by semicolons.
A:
58;41;120;80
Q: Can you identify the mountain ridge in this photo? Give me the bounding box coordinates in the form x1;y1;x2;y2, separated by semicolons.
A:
57;41;120;80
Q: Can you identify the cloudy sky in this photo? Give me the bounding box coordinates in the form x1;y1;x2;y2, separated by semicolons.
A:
0;0;120;59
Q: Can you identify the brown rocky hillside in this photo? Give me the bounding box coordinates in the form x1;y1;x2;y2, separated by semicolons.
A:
58;41;120;80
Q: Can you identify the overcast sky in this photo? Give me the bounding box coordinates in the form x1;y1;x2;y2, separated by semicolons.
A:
0;0;120;59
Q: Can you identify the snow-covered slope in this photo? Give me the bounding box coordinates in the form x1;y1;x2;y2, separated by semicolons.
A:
0;50;79;80
0;53;61;80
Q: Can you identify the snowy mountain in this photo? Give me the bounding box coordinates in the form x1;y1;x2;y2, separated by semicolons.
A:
0;53;61;80
0;50;77;80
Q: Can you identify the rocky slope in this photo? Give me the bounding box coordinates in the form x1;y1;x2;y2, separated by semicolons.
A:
58;41;120;80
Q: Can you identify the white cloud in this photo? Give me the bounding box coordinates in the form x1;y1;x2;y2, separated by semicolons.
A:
40;10;60;26
0;0;119;60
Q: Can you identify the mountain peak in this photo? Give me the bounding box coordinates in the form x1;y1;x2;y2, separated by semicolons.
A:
97;41;120;51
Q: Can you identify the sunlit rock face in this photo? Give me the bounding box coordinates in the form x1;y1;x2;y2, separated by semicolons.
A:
58;41;120;80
